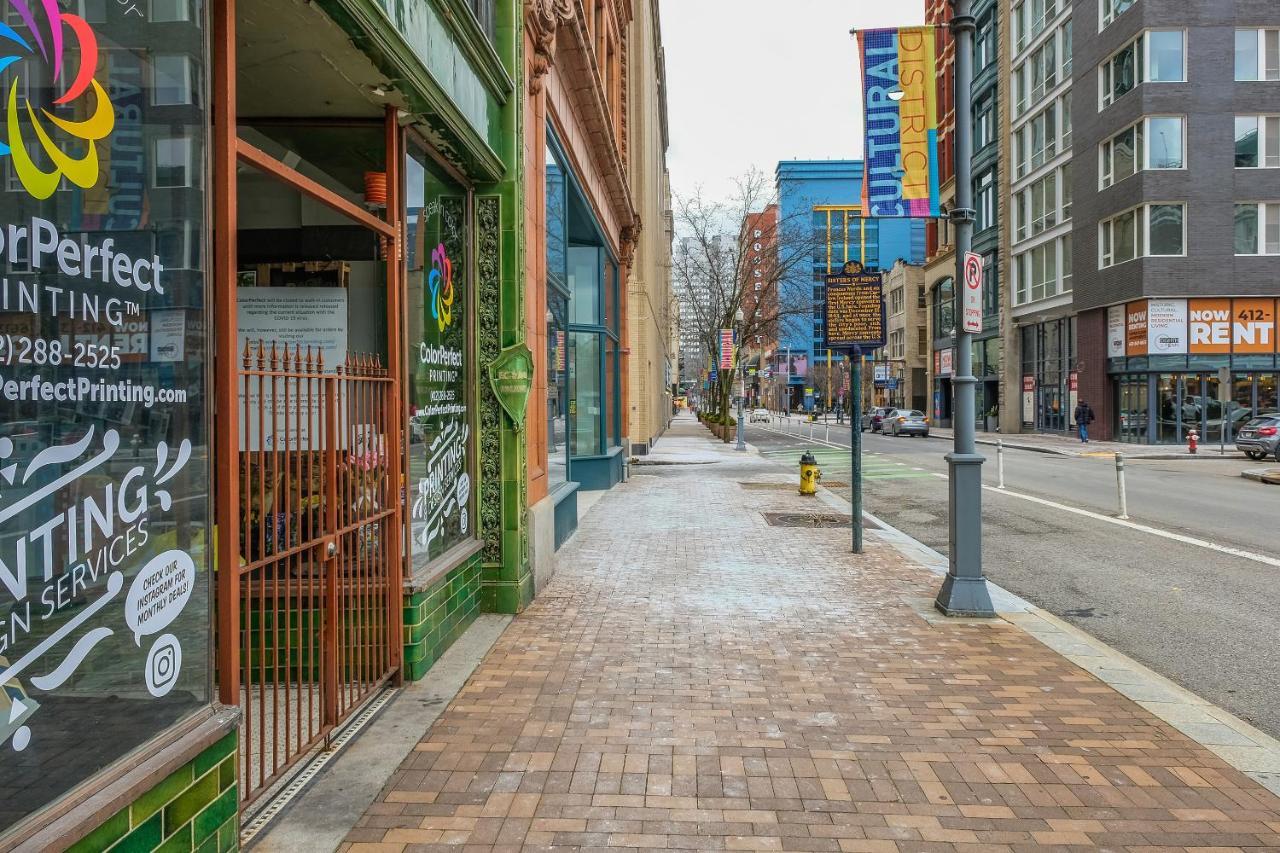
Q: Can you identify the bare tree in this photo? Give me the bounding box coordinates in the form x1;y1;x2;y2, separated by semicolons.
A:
673;170;824;420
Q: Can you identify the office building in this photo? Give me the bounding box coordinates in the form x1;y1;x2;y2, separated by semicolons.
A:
775;160;926;411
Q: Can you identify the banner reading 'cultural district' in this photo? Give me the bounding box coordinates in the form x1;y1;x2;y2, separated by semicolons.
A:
857;26;942;218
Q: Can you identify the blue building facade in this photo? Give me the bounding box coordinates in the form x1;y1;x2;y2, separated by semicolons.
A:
775;161;926;409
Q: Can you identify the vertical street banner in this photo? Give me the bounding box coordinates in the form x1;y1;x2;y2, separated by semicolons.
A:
857;27;942;218
719;329;734;370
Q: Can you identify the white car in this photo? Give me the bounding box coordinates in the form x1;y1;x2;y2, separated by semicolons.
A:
749;408;770;423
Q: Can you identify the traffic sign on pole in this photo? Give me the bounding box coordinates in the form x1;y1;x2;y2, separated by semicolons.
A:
961;251;983;333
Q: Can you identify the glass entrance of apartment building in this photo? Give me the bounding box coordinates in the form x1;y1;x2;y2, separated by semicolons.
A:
1121;372;1280;443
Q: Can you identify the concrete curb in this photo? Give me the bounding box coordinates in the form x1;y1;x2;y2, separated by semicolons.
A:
1242;466;1280;484
770;415;1241;460
799;469;1280;798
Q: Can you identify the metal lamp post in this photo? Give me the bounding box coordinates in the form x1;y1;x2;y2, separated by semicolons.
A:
735;307;747;451
934;0;996;617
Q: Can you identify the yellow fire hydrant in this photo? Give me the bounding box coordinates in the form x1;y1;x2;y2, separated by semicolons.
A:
799;451;821;496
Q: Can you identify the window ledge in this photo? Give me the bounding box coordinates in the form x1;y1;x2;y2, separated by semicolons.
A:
7;705;240;852
405;538;485;593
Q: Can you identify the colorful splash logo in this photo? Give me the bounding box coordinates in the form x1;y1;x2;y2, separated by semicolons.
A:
0;0;113;200
427;243;454;332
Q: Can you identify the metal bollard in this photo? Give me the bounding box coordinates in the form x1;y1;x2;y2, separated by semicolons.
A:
996;439;1005;489
1115;452;1129;519
825;424;830;442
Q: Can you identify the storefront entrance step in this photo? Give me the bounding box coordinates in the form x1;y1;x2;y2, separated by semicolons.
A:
244;614;511;852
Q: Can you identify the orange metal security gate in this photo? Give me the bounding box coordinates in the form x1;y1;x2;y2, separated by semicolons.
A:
235;342;399;807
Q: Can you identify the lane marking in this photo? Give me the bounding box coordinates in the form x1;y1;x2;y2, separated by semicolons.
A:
924;470;1280;570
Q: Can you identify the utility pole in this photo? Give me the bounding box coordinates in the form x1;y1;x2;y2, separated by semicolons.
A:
934;0;996;617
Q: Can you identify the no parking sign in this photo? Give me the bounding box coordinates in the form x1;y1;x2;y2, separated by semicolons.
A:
962;252;983;333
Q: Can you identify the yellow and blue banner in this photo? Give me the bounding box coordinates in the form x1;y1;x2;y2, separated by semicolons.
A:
857;27;941;218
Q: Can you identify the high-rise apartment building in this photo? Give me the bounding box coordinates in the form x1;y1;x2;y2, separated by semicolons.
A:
1070;0;1280;445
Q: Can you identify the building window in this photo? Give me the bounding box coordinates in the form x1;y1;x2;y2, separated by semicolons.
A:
1099;31;1183;108
148;0;188;21
152;136;193;187
1146;30;1185;82
917;285;926;309
976;12;995;71
1100;0;1135;31
1028;170;1057;236
1147;116;1184;168
1016;242;1051;305
1236;29;1280;81
982;251;999;317
1013;0;1059;54
1062;234;1073;290
406;141;476;565
1099;203;1185;267
889;329;905;360
1029;102;1057;170
1100;116;1185;187
1234;202;1280;255
1148;203;1185;255
975;93;995;151
151;53;194;105
1236;116;1280;168
1061;163;1072;221
917;326;928;356
1014;127;1027;178
975;169;996;233
890;287;904;316
932;278;955;339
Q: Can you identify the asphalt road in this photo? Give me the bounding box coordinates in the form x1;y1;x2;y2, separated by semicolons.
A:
746;418;1280;741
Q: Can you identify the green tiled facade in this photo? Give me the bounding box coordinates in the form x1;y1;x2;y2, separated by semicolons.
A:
66;731;237;853
403;553;484;681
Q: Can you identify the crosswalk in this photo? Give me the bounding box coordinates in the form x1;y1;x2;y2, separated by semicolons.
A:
758;447;933;481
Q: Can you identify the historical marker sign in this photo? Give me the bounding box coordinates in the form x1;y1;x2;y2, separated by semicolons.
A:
823;260;885;351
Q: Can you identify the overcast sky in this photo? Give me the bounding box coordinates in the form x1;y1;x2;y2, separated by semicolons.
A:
661;1;925;205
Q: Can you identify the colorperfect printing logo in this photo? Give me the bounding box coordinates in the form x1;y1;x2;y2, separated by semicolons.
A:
0;0;113;200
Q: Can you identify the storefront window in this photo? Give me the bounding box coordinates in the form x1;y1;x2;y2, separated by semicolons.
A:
570;332;602;456
546;147;569;486
0;9;211;833
406;144;474;568
549;129;621;480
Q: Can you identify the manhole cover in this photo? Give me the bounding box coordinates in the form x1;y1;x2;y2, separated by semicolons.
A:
763;512;851;528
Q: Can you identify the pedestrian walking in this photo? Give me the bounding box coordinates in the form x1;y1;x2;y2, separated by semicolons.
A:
1074;399;1095;443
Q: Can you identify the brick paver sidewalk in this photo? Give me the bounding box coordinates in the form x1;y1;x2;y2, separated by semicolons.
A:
343;423;1280;851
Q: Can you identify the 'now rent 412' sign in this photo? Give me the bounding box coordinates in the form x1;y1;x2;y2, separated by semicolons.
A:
1108;297;1277;357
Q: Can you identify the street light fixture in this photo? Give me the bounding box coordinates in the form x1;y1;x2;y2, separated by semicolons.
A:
934;0;996;618
735;307;747;451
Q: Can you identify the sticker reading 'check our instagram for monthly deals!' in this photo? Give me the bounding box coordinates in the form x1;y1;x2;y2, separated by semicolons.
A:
0;0;114;200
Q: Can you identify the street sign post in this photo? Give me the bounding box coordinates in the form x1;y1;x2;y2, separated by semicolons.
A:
823;260;885;555
962;251;983;334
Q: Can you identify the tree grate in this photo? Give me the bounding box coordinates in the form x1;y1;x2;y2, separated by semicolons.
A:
762;511;878;529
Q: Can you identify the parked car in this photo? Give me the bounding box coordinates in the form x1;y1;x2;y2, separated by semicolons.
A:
861;406;892;433
1235;413;1280;460
749;408;770;423
889;410;930;437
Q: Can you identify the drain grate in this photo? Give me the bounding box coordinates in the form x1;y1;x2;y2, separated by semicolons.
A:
763;512;849;528
761;512;881;530
740;480;848;489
